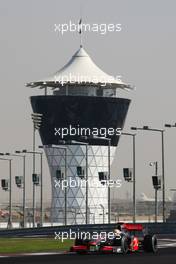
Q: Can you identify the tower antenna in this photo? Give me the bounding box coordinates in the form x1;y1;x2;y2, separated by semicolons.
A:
78;3;83;48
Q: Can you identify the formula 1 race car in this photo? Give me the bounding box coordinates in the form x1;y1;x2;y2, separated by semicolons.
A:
70;223;158;254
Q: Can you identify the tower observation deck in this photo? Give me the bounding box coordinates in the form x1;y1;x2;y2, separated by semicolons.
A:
27;46;132;224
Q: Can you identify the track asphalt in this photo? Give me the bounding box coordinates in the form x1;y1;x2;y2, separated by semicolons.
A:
0;237;175;264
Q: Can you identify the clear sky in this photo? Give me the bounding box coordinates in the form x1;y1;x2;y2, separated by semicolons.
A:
0;0;176;205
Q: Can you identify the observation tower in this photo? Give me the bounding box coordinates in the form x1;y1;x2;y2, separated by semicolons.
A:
27;45;132;224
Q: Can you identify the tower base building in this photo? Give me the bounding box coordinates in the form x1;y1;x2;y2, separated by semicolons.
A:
45;145;116;224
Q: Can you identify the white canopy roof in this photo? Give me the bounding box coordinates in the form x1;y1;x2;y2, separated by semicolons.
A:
26;47;132;90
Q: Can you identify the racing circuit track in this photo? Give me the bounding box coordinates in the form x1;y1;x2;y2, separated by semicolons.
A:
0;237;176;264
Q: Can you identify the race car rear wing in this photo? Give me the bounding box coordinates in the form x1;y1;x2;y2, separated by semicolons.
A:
122;223;143;231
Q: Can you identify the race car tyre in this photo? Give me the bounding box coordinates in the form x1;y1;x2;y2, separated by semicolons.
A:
121;236;129;254
143;235;158;253
75;239;83;246
77;251;87;255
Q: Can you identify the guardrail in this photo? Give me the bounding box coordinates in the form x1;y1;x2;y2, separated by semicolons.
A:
0;223;175;237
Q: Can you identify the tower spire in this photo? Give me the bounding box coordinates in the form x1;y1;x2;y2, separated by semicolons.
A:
78;2;83;48
78;18;83;48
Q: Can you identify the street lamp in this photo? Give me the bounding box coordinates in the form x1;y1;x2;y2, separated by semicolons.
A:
1;152;26;228
121;132;136;223
31;112;43;227
165;123;176;214
0;157;12;228
149;161;161;223
68;140;89;225
40;144;67;226
24;149;43;227
90;136;111;224
17;149;43;227
131;126;166;222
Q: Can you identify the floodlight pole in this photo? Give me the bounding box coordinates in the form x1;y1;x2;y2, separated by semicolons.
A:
161;130;165;222
132;134;136;223
21;150;43;227
69;140;89;224
122;133;136;223
150;161;158;223
131;126;166;222
9;159;12;228
64;147;67;226
40;152;43;227
6;153;26;227
85;144;88;224
155;189;158;222
108;139;111;224
55;146;67;226
155;162;158;223
33;124;36;227
31;113;43;227
42;144;67;225
91;136;111;223
0;158;13;228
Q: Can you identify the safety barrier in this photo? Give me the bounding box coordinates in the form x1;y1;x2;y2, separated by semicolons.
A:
0;222;175;237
